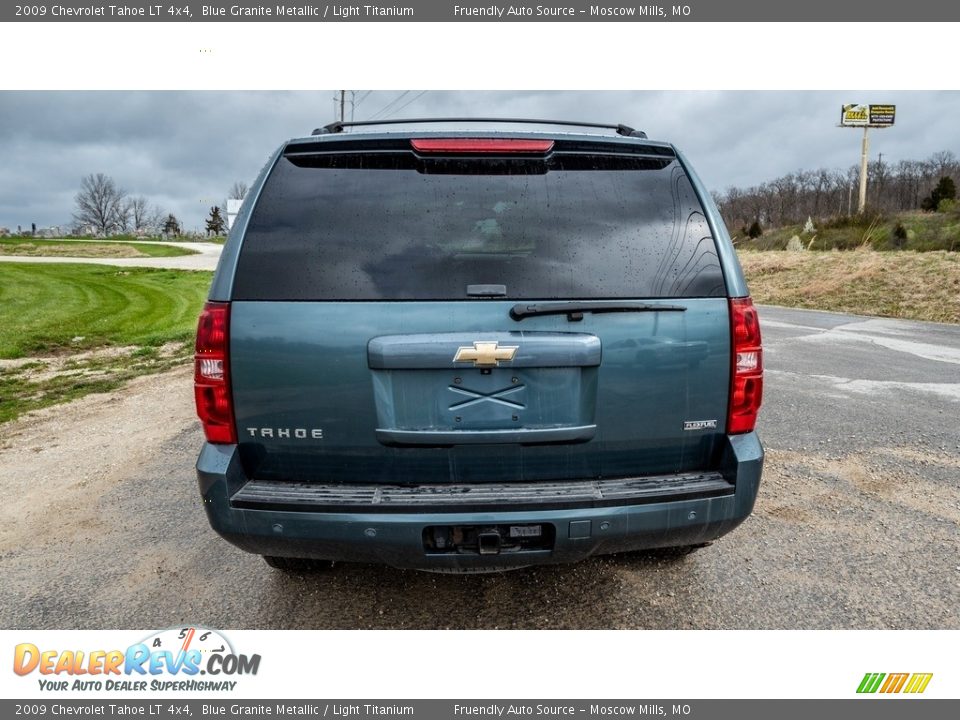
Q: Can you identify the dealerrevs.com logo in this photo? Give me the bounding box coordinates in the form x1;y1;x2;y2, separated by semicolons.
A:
13;627;261;692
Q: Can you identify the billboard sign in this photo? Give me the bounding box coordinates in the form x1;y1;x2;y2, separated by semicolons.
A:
841;104;896;127
868;104;896;126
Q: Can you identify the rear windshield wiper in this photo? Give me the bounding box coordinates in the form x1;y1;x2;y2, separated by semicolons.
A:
510;301;687;321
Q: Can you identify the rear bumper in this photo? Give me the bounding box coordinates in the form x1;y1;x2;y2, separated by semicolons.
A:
196;433;763;570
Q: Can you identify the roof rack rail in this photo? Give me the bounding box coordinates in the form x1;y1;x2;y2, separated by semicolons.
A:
312;117;648;139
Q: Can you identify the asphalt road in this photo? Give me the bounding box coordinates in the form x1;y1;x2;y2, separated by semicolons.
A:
1;306;958;629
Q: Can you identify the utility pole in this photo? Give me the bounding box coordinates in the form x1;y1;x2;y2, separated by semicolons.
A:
340;90;346;123
840;103;896;215
858;126;869;214
876;152;885;209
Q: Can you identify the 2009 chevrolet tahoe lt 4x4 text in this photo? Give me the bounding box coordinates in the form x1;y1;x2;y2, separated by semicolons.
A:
194;118;764;573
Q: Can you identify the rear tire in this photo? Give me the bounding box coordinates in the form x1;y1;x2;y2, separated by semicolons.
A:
262;555;335;573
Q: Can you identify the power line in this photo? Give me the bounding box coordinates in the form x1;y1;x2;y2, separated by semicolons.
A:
368;91;408;120
354;90;372;108
380;90;429;120
367;91;410;121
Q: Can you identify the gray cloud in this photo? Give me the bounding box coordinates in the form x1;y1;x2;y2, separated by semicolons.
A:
1;90;958;231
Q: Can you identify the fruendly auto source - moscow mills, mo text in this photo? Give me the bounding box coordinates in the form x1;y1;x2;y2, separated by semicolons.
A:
18;3;690;19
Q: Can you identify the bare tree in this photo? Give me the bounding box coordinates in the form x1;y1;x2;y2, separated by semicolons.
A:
713;149;960;230
126;196;167;235
146;207;166;234
73;173;127;236
930;150;956;179
115;200;133;234
130;196;149;233
228;181;249;200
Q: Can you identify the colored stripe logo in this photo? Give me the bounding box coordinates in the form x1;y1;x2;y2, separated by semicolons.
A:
857;672;933;694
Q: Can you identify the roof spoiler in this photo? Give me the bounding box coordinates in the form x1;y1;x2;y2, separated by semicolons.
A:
312;117;647;139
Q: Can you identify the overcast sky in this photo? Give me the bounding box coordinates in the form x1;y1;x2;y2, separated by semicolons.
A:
1;90;958;232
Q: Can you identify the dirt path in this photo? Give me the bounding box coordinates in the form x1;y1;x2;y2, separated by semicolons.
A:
0;242;222;271
0;366;196;551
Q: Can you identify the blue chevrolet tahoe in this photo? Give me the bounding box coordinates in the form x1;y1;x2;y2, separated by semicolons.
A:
194;118;764;572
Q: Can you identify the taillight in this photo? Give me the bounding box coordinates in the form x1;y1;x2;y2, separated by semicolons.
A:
194;301;236;444
728;297;763;434
410;138;555;154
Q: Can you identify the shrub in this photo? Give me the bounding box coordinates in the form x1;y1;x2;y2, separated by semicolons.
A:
747;220;763;239
922;176;957;211
893;222;908;248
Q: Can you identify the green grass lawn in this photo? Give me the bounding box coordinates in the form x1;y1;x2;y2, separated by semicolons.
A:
0;238;197;258
0;264;211;357
0;264;212;423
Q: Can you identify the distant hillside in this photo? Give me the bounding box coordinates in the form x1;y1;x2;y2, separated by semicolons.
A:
713;150;959;231
734;208;960;252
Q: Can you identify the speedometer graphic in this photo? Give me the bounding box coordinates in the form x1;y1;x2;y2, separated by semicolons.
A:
139;626;234;659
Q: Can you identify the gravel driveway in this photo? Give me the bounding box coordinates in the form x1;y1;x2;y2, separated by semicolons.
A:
0;241;222;271
1;306;957;629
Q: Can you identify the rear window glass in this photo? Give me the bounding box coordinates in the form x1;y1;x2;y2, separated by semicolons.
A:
232;151;725;300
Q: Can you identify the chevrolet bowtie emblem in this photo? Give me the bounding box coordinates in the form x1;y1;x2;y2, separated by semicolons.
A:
453;341;519;368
